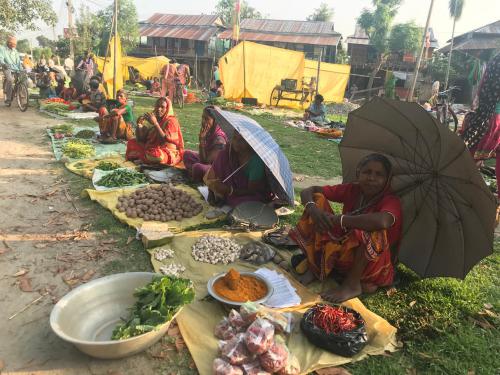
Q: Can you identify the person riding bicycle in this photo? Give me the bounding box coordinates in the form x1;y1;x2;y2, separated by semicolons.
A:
0;36;22;106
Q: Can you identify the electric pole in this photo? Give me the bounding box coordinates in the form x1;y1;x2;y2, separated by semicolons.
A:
67;0;75;59
408;0;435;102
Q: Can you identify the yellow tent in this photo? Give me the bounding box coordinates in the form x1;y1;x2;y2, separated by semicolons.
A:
219;41;350;108
96;55;170;83
304;59;351;104
219;41;305;106
101;34;124;99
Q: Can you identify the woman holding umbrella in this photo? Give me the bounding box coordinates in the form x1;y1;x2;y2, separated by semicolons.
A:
204;131;271;207
289;154;402;303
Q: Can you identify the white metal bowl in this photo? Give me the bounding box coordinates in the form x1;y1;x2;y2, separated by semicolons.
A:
207;271;273;307
50;272;177;359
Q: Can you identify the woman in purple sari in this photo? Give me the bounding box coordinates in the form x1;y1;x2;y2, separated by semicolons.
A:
183;106;228;182
204;132;272;207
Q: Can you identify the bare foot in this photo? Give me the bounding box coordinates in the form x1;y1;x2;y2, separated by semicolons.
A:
297;269;316;286
321;279;362;303
361;282;378;294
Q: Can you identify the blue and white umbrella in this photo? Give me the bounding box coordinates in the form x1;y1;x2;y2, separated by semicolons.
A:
212;108;295;205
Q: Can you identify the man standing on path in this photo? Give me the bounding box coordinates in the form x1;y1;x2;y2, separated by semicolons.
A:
0;36;22;105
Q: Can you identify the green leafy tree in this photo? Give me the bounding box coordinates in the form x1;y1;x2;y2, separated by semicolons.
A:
36;35;56;49
16;39;31;53
357;0;402;92
55;38;70;57
389;22;422;54
97;0;139;53
214;0;262;25
75;4;103;56
32;47;52;62
0;0;57;32
306;2;334;22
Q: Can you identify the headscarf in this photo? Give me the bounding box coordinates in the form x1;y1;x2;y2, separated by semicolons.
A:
462;53;500;149
154;96;174;119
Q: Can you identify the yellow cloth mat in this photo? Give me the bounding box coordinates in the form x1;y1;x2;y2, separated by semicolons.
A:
66;155;136;179
149;230;398;375
86;185;217;233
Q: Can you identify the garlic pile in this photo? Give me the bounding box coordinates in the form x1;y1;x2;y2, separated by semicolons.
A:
191;235;242;264
154;247;175;261
159;263;186;277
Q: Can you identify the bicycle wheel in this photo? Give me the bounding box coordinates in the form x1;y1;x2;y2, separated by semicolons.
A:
448;107;458;133
270;87;280;107
16;84;29;112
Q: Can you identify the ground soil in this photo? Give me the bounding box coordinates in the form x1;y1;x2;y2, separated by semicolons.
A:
0;106;162;374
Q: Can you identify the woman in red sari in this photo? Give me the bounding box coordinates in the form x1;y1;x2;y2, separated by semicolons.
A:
289;154;402;303
125;97;184;166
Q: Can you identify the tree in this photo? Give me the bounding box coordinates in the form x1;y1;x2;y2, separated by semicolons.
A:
55;38;71;57
36;35;56;49
444;0;465;89
307;3;334;22
214;0;262;25
17;39;31;54
75;4;103;56
96;0;139;53
389;22;422;54
357;0;402;93
0;0;57;32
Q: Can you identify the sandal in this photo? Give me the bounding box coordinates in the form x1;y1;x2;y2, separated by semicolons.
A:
263;226;297;248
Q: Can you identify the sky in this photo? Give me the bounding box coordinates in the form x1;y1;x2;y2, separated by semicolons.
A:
19;0;500;49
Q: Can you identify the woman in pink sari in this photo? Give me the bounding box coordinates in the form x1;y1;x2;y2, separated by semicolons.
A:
126;97;184;166
183;106;227;182
160;59;178;103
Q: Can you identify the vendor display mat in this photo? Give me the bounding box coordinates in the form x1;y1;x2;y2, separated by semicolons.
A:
86;184;217;233
149;230;398;375
65;155;136;179
46;127;126;161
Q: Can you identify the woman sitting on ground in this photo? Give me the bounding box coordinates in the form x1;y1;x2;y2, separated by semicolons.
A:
126;97;184;166
79;78;107;112
183;106;227;182
289;153;401;303
209;80;224;98
204;131;271;207
97;89;134;143
304;94;326;124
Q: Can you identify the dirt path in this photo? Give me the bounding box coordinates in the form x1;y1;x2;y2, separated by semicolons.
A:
0;107;160;374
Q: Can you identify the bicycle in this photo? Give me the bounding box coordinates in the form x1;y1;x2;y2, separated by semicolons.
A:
172;79;184;109
434;86;458;133
2;69;29;112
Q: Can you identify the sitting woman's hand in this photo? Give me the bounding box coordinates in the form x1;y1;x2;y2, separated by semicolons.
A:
309;206;338;233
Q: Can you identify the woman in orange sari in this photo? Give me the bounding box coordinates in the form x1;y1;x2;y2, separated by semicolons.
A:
289;154;402;303
126;97;184;166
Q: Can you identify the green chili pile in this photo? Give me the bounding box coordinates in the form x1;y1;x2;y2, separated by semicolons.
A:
96;161;121;171
96;169;148;187
112;275;194;340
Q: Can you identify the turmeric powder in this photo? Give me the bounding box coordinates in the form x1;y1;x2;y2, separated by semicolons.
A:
214;269;267;302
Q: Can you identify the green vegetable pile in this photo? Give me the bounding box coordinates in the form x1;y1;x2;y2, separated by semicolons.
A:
96;169;148;187
43;102;71;115
112;275;194;340
50;124;74;136
96;161;121;171
75;129;96;139
62;139;95;159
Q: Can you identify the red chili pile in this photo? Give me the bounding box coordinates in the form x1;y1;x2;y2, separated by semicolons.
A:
311;304;361;334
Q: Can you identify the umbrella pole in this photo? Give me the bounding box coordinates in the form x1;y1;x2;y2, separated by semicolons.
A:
243;40;247;98
113;0;118;99
315;48;322;97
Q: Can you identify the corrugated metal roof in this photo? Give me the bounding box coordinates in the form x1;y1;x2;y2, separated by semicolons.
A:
439;36;500;53
446;20;500;43
237;19;340;35
218;30;340;45
143;13;223;27
139;25;219;41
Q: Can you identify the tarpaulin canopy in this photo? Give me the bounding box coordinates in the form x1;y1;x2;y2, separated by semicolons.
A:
219;41;350;108
101;35;124;99
96;56;170;83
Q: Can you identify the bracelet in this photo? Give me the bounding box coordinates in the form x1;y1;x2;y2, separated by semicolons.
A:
228;186;234;196
340;215;347;230
304;201;316;210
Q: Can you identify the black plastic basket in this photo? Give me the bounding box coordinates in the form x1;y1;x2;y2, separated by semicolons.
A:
300;303;368;357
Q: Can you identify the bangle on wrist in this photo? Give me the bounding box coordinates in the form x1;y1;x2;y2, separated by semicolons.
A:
340;214;347;230
228;186;234;196
304;201;316;210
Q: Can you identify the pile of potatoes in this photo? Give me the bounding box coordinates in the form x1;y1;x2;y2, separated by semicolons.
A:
116;184;204;222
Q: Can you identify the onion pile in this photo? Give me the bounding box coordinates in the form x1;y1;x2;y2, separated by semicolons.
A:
116;185;203;222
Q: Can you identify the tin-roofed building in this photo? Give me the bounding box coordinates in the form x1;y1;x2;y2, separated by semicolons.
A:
218;18;342;63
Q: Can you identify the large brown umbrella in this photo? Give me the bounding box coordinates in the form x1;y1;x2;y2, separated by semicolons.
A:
339;97;496;279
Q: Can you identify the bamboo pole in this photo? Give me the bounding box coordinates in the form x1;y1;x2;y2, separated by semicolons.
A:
113;0;118;99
